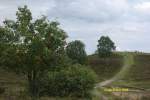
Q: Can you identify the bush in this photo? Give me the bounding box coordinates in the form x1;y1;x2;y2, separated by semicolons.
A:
42;64;97;98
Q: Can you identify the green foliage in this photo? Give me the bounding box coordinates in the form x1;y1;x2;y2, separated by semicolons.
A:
42;64;97;98
97;36;116;58
0;5;67;99
66;40;87;64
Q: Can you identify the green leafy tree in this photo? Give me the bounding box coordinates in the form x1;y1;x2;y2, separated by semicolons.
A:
97;36;116;58
66;40;87;64
0;5;67;99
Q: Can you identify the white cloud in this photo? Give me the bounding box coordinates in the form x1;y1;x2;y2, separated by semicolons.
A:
1;0;150;54
134;2;150;12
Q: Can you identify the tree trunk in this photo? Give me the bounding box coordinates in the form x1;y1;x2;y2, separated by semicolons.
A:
27;70;39;100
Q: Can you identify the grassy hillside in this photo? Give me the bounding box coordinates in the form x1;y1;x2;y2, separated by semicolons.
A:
88;53;124;81
1;52;150;99
0;53;124;99
125;54;150;81
92;52;150;100
113;54;150;89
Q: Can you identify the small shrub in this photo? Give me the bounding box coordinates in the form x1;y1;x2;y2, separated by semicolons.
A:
42;64;97;98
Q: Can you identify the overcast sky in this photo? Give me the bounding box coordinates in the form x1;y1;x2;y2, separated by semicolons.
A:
0;0;150;54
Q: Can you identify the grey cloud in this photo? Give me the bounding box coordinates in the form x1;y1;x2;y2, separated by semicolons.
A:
48;0;130;23
0;0;150;54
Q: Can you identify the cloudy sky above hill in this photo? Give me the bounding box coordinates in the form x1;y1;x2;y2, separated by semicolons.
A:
0;0;150;54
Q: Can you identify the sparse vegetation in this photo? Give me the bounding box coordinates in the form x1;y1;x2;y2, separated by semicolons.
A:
88;54;123;81
125;54;150;82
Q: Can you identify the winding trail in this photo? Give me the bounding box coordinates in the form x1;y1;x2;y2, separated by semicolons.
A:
93;53;134;99
96;53;134;87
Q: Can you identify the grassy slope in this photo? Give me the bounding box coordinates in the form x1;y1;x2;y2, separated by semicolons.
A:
108;53;150;90
95;53;134;87
88;53;124;81
88;52;150;89
115;53;134;79
93;53;135;100
125;54;150;81
93;52;150;100
115;53;150;89
1;52;150;99
109;53;150;99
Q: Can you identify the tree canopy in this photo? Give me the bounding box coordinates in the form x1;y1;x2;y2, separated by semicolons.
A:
66;40;87;64
0;5;68;98
0;5;97;100
97;36;116;58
